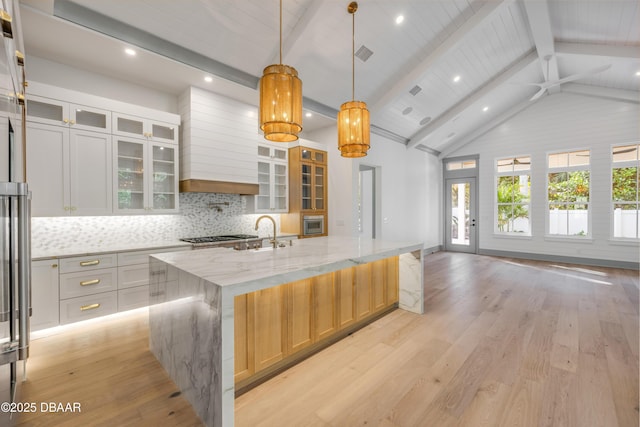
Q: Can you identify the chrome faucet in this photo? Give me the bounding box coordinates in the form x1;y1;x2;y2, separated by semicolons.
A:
255;215;277;248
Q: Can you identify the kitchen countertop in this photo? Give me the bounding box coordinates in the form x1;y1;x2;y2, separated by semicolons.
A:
151;235;424;296
31;240;192;260
31;233;300;261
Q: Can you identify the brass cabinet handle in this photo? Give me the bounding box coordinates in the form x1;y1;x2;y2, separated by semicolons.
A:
51;264;58;268
79;260;100;267
80;279;100;286
1;10;13;39
80;303;100;311
63;118;69;124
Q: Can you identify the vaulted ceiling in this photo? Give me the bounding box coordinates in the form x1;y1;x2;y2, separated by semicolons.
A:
19;0;640;157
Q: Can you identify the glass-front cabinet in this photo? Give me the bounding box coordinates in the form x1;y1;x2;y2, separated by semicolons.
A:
255;143;288;212
112;112;177;144
114;137;178;213
26;94;111;133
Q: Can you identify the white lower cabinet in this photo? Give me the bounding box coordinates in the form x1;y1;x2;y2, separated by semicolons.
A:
32;246;190;329
59;292;118;325
31;259;60;331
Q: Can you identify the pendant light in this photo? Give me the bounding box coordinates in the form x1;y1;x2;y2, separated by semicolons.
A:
259;0;303;142
338;1;370;158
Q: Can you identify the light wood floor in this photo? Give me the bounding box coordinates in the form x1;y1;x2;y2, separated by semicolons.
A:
17;252;639;427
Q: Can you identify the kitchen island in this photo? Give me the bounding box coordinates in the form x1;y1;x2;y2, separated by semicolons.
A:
149;236;424;427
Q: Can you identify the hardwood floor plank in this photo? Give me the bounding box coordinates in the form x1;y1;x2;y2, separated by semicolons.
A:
498;378;543;427
539;367;577;427
600;321;640;427
576;352;620;427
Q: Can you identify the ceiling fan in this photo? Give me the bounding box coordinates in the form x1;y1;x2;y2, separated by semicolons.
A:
526;55;611;101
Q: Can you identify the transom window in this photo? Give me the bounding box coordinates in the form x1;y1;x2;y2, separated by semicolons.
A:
446;159;476;171
612;143;639;239
495;156;531;234
547;150;590;237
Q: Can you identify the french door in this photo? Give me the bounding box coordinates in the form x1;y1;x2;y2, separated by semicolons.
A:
445;177;477;253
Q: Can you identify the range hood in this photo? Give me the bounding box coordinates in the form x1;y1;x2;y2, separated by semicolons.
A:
179;179;258;195
178;87;260;196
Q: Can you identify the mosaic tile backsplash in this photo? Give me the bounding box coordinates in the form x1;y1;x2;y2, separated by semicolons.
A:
31;193;282;254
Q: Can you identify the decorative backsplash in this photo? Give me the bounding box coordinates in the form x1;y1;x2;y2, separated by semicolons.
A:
31;193;281;254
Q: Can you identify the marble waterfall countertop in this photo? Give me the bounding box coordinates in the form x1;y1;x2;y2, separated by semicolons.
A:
149;235;425;427
150;235;424;296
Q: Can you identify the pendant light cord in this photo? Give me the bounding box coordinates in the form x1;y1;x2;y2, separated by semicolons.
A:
352;10;355;101
279;0;283;64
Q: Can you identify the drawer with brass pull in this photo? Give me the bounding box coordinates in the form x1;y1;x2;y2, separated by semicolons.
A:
59;268;117;299
59;253;117;274
59;291;117;325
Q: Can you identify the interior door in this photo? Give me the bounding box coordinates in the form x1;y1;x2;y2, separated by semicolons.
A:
445;178;477;253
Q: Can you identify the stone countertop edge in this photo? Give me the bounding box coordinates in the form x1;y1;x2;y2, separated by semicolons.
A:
150;236;424;296
31;241;193;261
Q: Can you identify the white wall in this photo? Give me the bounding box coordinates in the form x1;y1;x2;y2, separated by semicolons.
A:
447;91;640;264
307;126;441;248
26;56;178;113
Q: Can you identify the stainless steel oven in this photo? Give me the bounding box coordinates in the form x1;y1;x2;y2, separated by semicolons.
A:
303;215;324;236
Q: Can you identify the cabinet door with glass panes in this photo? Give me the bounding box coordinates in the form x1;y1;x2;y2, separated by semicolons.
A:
114;137;178;213
256;143;288;213
300;162;326;211
112;112;177;144
26;95;111;133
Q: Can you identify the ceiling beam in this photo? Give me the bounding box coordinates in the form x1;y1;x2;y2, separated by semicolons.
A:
523;0;559;91
368;0;516;114
556;42;640;59
406;50;538;150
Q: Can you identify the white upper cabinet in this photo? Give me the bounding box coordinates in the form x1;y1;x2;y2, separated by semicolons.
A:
27;95;111;133
254;142;288;213
112;112;177;144
25;84;180;216
113;136;178;213
27;122;112;216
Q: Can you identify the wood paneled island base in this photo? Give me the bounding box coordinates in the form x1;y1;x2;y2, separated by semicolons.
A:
149;236;424;427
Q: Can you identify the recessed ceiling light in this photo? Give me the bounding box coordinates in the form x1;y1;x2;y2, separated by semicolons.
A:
453;75;461;83
483;106;489;112
419;116;432;126
402;107;413;115
124;48;136;56
395;15;404;25
636;71;640;77
305;112;312;118
204;76;213;83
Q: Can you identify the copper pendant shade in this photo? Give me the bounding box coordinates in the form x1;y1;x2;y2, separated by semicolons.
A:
338;1;370;158
259;0;303;142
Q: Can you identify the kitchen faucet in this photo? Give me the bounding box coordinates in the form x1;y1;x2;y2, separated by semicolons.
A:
255;215;277;248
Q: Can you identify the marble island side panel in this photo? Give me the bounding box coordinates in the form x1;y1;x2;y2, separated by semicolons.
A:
149;236;425;427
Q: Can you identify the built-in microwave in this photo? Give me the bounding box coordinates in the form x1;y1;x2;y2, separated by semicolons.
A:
303;215;324;236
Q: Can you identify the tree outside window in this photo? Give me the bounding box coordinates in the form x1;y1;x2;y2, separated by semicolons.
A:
496;156;531;234
547;150;590;236
612;144;639;239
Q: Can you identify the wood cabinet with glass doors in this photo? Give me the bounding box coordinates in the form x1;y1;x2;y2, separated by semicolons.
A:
281;146;328;237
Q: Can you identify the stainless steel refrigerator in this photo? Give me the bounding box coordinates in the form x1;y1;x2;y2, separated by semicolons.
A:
0;0;29;425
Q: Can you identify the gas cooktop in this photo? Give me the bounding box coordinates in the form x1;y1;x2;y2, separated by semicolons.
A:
180;234;259;244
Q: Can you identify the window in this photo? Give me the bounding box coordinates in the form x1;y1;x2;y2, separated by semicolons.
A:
547;150;590;236
612;144;639;239
496;156;531;234
446;159;476;171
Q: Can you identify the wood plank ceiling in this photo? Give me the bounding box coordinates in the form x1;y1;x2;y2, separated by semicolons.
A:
19;0;640;156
